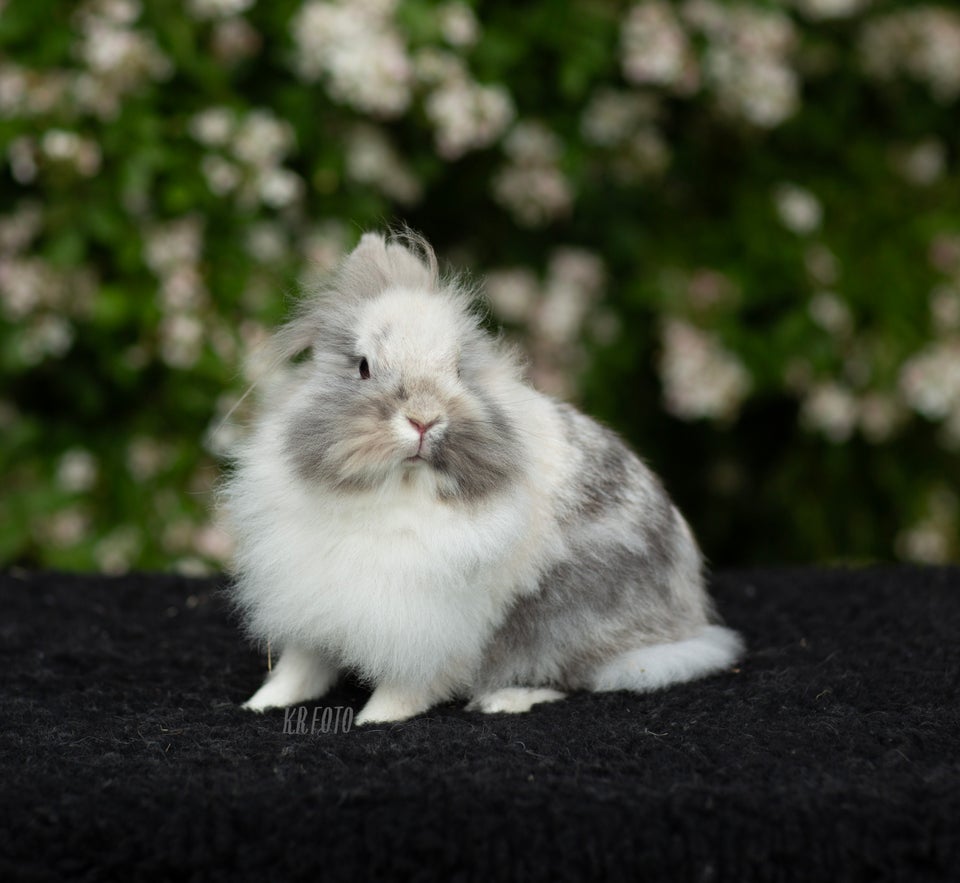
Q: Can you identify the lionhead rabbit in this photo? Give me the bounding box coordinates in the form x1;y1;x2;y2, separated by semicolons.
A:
223;232;743;724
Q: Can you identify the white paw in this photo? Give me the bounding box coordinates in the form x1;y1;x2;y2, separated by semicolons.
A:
470;687;566;715
241;677;304;712
355;691;431;725
240;648;337;712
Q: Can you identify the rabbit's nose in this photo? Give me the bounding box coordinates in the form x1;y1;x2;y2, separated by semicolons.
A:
407;417;438;436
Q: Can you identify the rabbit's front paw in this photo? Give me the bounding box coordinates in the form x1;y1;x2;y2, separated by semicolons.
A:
241;646;337;712
355;684;434;725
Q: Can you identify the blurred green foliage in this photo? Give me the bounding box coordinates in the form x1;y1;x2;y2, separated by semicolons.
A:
1;0;958;572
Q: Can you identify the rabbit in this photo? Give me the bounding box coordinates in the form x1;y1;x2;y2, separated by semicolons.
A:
222;231;743;725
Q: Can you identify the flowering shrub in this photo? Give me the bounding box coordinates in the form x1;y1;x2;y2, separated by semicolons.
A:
2;0;959;572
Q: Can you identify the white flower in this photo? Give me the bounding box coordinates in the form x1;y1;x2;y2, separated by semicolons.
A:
189;108;236;147
95;526;142;574
659;319;751;421
800;381;858;442
896;488;957;563
792;0;870;20
292;0;412;117
345;125;422;203
492;165;573;228
70;72;122;120
4;69;68;117
536;250;605;345
425;80;514;159
0;202;43;255
0;64;27;116
730;58;799;128
899;340;960;420
57;449;98;493
30;315;76;359
897;522;950;564
809;291;852;336
690;4;799;127
91;0;142;25
548;248;605;298
200;155;241;196
44;508;92;549
8;137;37;183
861;9;960;103
485;268;540;323
775;183;823;234
413;48;465;86
246;222;288;263
897;139;946;186
187;0;255;20
76;11;172;92
621;1;696;92
40;130;102;176
233;110;295;168
256;167;304;208
144;217;204;276
439;2;479;48
704;48;797;128
211;17;262;63
19;315;74;363
930;285;960;333
160;267;207;313
503;122;562;165
581;91;671;182
680;0;726;32
0;256;61;318
493;124;573;227
159;314;205;369
581;89;658;146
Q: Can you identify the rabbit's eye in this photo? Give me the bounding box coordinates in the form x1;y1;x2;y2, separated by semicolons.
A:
359;357;371;380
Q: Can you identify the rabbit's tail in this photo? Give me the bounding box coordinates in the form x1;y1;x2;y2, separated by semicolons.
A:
592;625;744;693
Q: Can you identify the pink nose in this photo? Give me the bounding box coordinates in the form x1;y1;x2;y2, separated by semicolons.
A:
407;417;435;436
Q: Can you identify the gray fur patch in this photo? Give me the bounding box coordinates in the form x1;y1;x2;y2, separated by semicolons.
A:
432;398;522;503
474;402;708;691
284;376;390;490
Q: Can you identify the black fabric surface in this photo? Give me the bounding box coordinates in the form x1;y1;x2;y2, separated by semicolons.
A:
1;567;958;882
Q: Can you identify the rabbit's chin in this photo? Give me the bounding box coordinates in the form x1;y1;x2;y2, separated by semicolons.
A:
319;453;460;499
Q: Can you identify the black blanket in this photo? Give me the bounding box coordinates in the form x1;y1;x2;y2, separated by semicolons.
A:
1;567;958;881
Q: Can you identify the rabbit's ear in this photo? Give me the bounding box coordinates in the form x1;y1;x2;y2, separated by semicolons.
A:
336;232;391;302
337;230;439;300
385;231;439;291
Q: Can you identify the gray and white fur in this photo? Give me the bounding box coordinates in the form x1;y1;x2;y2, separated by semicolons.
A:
222;232;743;724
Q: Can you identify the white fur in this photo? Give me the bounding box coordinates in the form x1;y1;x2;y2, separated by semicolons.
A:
228;370;573;696
470;687;566;715
591;625;744;693
242;645;337;712
354;683;439;726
